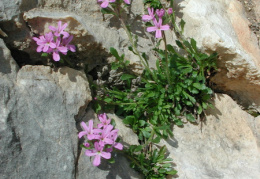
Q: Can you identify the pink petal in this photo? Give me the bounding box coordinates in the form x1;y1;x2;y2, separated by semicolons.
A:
155;29;162;38
101;1;109;8
101;152;111;159
36;45;43;52
43;45;49;52
60;22;68;32
61;31;69;38
78;131;88;138
49;26;57;32
147;26;157;32
80;122;89;132
49;42;56;48
33;37;39;42
85;149;97;157
114;142;123;150
93;155;101;166
142;15;153;22
57;46;68;53
124;0;130;4
53;51;60;61
104;138;114;145
68;45;76;52
160;24;170;31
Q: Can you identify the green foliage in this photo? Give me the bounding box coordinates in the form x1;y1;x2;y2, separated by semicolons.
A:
93;1;218;178
126;145;177;179
144;0;163;9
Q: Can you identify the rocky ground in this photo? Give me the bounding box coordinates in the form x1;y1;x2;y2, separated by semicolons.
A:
238;0;260;46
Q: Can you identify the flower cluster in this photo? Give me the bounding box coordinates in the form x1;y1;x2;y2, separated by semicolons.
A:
142;8;171;38
78;113;123;166
97;0;131;8
33;21;76;61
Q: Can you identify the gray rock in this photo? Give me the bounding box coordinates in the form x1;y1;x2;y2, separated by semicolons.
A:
0;62;91;178
161;94;260;179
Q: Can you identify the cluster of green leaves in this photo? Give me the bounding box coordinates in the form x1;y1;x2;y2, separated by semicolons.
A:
126;145;177;179
143;0;163;9
102;39;217;140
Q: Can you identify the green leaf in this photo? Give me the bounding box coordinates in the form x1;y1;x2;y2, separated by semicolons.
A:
101;8;115;15
123;116;135;125
176;40;184;49
142;129;151;138
193;83;206;90
108;157;115;164
152;136;161;143
120;74;136;81
138;120;146;127
166;170;178;175
186;113;196;122
110;47;120;60
41;53;48;57
134;145;143;152
180;19;186;33
191;38;197;52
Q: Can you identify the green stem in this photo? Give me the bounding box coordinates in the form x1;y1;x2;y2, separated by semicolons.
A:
162;32;171;85
113;5;158;83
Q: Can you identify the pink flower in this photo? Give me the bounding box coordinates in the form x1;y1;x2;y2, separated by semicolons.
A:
97;124;114;147
168;8;173;15
51;37;68;61
156;9;165;18
147;18;170;38
97;0;116;8
142;7;155;22
78;120;102;140
85;142;111;166
106;131;123;152
97;113;111;129
33;32;56;53
49;21;69;38
124;0;130;4
62;35;76;52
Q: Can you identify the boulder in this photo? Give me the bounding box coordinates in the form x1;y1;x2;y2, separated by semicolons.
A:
176;0;260;111
0;44;92;179
161;94;260;179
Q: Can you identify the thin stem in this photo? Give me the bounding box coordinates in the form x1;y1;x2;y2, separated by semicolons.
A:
162;32;171;85
113;5;158;82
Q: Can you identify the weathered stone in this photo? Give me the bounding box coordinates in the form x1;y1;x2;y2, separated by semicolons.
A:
0;64;92;179
161;94;260;179
176;0;260;111
0;39;19;77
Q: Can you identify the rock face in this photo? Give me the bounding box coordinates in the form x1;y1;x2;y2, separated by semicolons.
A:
162;94;260;179
0;38;92;178
177;0;260;110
